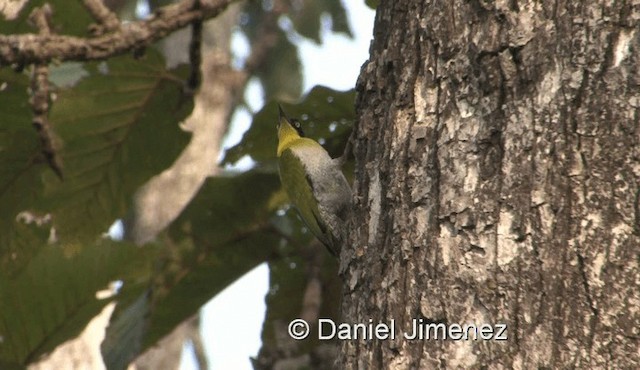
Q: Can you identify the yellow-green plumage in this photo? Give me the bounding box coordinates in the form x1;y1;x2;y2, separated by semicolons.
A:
276;106;351;256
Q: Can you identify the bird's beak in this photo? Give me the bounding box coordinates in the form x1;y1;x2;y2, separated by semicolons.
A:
278;104;288;128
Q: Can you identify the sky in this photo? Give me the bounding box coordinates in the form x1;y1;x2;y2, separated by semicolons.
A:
180;2;375;369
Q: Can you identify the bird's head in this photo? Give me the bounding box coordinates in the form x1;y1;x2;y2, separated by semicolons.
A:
277;105;305;156
278;104;304;137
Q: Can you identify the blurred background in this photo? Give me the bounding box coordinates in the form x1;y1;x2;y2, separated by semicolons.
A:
0;0;374;369
184;3;374;368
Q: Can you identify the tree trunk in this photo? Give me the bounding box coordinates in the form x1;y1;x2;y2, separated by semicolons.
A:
342;0;639;368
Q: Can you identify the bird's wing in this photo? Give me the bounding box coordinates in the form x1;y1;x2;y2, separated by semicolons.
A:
279;148;333;249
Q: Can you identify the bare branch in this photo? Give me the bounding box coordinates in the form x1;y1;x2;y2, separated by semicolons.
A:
82;0;120;34
28;4;53;35
300;243;325;324
28;4;64;179
242;2;283;74
186;315;209;370
186;1;203;94
0;0;234;65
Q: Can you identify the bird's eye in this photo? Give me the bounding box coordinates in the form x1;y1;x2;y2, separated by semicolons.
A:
290;119;305;136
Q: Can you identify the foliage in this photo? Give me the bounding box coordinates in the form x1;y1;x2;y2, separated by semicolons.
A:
0;0;358;367
0;0;93;36
240;0;352;101
365;0;380;10
42;52;193;243
0;238;156;367
0;71;45;272
224;85;355;165
103;171;283;368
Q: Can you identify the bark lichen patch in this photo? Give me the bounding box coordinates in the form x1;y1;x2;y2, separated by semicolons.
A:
439;223;453;267
613;29;635;67
411;206;429;243
535;62;561;107
497;209;519;266
413;78;438;123
448;340;478;368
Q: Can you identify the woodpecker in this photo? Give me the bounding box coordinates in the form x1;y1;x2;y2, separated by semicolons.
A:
276;105;351;256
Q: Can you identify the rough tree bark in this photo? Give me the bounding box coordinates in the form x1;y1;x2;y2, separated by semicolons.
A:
342;0;639;369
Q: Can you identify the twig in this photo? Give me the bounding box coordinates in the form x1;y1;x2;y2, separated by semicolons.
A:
300;241;325;324
0;0;234;65
28;5;64;179
242;1;283;74
185;0;203;94
82;0;120;34
229;0;282;108
186;315;209;370
336;126;355;167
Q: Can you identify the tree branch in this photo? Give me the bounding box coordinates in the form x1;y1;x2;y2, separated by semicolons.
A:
242;0;283;75
0;0;234;65
82;0;120;35
28;4;64;179
185;1;203;94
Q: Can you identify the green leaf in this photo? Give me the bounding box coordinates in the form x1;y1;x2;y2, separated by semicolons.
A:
146;171;283;341
255;30;303;101
170;170;283;243
101;292;149;370
0;239;157;367
288;0;323;43
41;50;192;243
102;171;284;367
0;70;31;131
239;1;303;102
285;0;353;43
259;252;341;360
327;0;353;36
223;86;355;166
240;0;353;102
0;0;93;37
365;0;380;10
0;70;47;263
0;219;51;279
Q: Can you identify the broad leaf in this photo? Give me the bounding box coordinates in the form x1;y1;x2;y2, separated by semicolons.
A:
365;0;380;10
285;0;353;43
0;219;50;279
0;0;93;37
223;86;355;165
326;0;353;36
0;70;46;267
255;30;303;102
0;239;156;367
40;50;192;243
240;1;303;102
258;250;341;363
103;170;284;368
